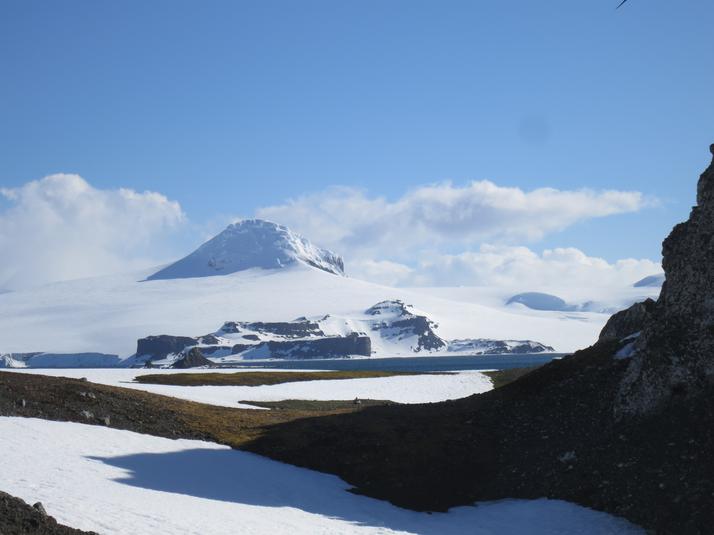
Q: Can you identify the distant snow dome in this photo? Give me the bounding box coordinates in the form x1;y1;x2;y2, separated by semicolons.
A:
506;292;573;312
147;219;345;281
633;274;665;288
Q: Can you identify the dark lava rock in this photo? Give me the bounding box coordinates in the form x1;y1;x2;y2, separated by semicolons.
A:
598;298;656;343
255;333;371;359
230;343;252;355
219;320;324;338
616;145;714;417
245;320;325;339
0;490;97;534
199;334;220;345
135;335;197;361
171;347;215;369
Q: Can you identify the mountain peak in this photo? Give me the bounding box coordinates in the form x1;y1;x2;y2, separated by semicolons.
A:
147;219;344;280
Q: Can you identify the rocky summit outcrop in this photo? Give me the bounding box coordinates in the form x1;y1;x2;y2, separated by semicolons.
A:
135;335;198;361
171;347;215;369
365;300;447;352
616;145;714;418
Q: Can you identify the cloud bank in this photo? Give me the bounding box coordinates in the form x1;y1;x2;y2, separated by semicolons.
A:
257;181;658;288
393;245;661;288
257;181;649;256
0;174;185;289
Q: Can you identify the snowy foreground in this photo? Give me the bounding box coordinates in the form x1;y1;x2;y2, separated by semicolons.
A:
8;368;494;408
1;417;643;535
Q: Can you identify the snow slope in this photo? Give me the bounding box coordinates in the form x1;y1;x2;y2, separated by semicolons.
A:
7;368;494;408
0;264;607;356
148;219;344;280
0;417;644;535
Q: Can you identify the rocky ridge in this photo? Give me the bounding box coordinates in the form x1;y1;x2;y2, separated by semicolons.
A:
130;299;553;366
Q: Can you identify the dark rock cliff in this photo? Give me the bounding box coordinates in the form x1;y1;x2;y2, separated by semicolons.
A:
135;335;197;361
616;145;714;417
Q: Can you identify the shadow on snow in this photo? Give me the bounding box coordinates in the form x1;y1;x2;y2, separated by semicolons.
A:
88;447;639;535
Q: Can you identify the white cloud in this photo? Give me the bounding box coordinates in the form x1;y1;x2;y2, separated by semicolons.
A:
0;174;185;289
348;244;661;289
257;181;650;258
348;259;415;287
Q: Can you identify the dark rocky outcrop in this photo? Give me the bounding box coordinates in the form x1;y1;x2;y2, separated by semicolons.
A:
220;320;324;339
199;334;220;345
0;491;97;534
616;145;714;418
230;343;252;355
255;334;371;359
171;348;215;369
366;300;447;352
448;339;555;354
598;298;656;343
135;335;197;361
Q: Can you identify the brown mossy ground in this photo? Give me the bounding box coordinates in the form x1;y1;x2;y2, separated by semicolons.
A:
0;371;372;449
133;370;428;387
239;399;397;411
482;366;539;389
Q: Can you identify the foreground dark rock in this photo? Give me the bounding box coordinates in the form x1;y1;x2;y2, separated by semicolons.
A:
616;145;714;418
0;490;97;534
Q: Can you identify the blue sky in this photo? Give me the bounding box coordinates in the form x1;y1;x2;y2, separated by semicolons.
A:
1;0;712;288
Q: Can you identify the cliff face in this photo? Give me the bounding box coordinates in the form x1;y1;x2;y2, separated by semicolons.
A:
616;146;714;417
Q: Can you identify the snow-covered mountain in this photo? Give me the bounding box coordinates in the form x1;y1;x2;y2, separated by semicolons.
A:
0;221;623;362
148;219;344;280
